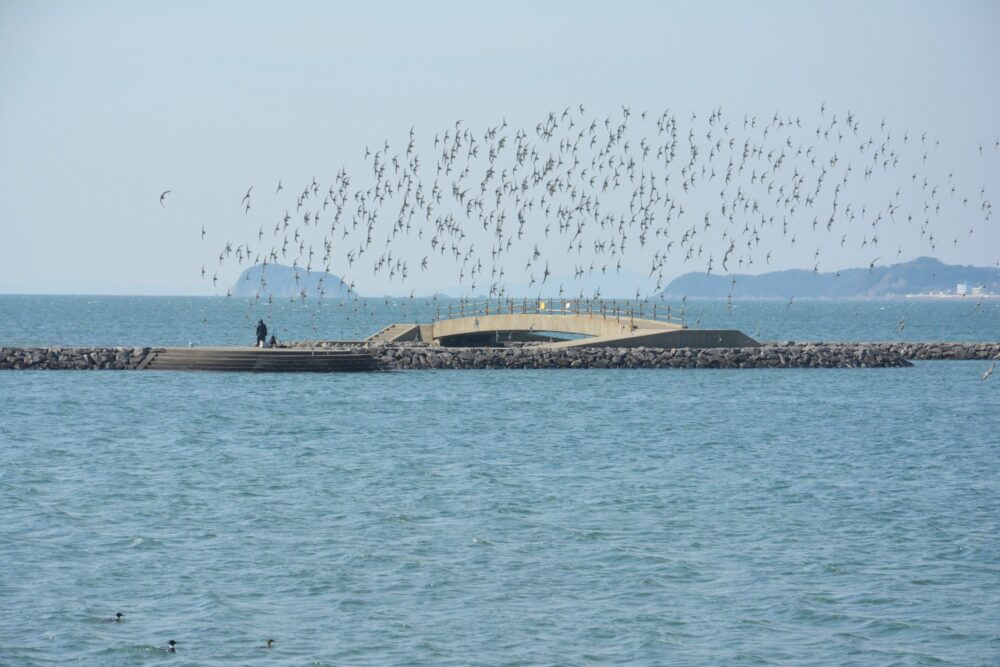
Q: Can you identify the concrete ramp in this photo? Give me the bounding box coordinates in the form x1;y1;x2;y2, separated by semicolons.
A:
430;313;682;346
419;312;758;349
545;328;759;349
366;323;422;344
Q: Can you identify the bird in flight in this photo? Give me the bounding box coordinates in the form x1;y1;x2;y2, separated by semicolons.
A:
983;362;996;382
159;190;171;207
194;103;992;325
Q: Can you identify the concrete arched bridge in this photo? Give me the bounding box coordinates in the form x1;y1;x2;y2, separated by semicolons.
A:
367;300;757;349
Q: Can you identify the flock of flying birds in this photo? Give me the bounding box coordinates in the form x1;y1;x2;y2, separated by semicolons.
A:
159;103;996;354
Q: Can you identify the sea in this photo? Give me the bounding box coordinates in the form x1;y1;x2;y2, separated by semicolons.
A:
1;295;998;666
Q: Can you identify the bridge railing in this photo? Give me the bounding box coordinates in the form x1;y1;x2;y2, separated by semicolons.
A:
432;298;686;326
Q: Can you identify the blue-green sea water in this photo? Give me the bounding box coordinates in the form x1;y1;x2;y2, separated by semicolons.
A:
1;296;998;665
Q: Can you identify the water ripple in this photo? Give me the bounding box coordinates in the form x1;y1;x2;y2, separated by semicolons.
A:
1;303;999;664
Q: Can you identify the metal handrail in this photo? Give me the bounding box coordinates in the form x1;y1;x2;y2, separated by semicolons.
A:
433;298;685;327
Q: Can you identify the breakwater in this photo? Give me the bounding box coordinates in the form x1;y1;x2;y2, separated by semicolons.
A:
373;341;1000;370
2;342;998;371
0;347;155;370
850;341;1000;360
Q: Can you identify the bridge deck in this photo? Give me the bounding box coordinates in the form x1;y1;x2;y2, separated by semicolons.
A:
366;311;758;349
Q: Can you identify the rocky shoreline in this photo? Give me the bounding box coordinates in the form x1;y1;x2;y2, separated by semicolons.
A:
2;342;997;371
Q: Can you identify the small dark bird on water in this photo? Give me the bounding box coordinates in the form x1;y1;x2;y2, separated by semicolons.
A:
257;639;276;649
160;640;177;653
103;612;124;623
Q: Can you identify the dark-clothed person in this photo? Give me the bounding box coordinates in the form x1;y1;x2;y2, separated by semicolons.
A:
255;319;268;348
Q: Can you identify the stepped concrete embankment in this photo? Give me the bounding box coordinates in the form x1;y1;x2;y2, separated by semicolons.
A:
0;347;378;372
1;342;998;371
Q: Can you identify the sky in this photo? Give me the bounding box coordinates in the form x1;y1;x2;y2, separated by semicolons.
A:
1;0;998;296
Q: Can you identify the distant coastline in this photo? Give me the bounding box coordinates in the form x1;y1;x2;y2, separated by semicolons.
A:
661;257;1000;300
903;293;1000;300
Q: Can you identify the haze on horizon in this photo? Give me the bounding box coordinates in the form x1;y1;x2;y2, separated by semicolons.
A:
1;1;998;296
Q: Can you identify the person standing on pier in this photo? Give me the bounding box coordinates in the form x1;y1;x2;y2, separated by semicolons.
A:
255;319;268;348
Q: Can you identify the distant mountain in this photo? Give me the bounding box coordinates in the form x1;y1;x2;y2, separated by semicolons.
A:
230;264;352;298
661;257;1000;299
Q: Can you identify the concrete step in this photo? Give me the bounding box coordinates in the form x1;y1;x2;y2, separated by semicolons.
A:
148;359;371;365
147;363;380;372
144;348;381;373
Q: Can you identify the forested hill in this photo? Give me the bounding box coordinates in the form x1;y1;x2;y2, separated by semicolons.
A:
662;257;1000;298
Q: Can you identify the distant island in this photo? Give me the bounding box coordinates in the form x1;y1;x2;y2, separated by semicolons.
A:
231;264;352;298
662;257;1000;299
232;258;1000;300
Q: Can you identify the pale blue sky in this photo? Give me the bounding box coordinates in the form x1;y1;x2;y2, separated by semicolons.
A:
1;1;998;295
